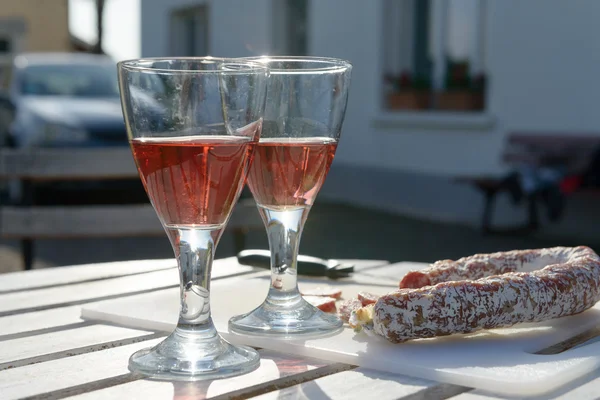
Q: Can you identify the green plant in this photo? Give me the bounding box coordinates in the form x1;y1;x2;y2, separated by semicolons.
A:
389;71;432;91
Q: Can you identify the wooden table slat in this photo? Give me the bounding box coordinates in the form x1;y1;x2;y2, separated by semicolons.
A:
0;340;335;400
0;260;259;316
0;147;137;180
0;258;177;294
66;349;335;400
0;269;179;316
0;325;154;367
0;306;83;338
0;336;165;400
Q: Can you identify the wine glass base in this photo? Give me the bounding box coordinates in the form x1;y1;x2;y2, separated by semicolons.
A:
128;328;260;381
228;297;343;339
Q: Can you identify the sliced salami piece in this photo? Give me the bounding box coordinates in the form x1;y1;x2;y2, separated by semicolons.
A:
357;291;380;306
338;298;363;322
300;286;342;299
303;295;337;313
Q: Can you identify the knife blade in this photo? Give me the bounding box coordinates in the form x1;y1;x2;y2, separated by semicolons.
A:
236;249;354;279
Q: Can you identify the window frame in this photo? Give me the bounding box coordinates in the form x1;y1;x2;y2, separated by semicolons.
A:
381;0;488;114
169;5;210;57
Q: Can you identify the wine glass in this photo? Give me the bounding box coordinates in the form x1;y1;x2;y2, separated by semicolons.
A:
228;56;352;338
117;57;268;380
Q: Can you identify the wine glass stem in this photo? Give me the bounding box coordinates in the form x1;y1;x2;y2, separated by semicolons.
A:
168;226;223;336
258;206;310;304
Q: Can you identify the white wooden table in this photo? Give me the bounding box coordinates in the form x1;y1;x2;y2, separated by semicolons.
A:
2;258;600;400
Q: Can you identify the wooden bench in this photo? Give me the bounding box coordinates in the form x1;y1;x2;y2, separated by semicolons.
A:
0;147;263;270
457;133;600;234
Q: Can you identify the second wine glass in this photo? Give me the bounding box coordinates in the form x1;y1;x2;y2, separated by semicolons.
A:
229;56;352;338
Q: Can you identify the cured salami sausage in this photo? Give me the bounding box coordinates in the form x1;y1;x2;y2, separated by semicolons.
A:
400;246;595;289
351;246;600;343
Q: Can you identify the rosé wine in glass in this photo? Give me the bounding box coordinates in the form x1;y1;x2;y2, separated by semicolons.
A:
247;137;337;209
131;135;256;227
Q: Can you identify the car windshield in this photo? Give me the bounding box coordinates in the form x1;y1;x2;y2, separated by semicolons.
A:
19;64;119;97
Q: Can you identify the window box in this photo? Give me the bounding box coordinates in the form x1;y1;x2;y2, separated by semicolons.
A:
385;71;432;111
437;90;484;111
387;90;430;110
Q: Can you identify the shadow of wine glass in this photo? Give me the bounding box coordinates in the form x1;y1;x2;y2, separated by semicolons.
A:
168;347;329;399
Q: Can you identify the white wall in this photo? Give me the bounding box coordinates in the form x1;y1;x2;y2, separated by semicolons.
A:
141;0;273;58
489;0;600;132
70;0;141;61
308;0;600;175
308;0;382;168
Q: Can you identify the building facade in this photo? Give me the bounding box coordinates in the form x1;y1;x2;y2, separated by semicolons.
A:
140;0;600;240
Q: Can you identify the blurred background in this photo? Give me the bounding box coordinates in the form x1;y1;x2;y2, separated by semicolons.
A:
1;0;599;273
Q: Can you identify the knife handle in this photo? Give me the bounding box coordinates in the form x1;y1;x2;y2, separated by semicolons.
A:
237;249;341;277
237;249;272;269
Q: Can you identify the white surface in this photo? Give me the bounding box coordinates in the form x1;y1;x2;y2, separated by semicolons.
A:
67;349;329;400
1;336;324;400
4;258;600;399
0;325;150;364
82;274;600;397
0;258;462;400
0;257;255;313
0;338;163;400
0;259;176;292
81;275;397;334
0;306;83;337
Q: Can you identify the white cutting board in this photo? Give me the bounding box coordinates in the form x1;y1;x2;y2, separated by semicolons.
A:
81;274;600;397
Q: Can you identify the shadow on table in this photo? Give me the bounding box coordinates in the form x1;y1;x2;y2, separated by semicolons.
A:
168;348;330;399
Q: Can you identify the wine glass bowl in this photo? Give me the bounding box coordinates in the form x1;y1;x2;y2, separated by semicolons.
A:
228;56;352;338
118;57;268;380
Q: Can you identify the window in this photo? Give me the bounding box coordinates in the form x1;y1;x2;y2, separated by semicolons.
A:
0;38;12;89
272;0;308;56
0;38;11;54
170;6;209;57
383;0;487;112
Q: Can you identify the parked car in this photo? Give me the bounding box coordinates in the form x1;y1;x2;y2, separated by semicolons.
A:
4;52;156;147
0;52;156;205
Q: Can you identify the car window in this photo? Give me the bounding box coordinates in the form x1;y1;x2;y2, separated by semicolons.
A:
19;64;120;97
